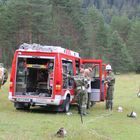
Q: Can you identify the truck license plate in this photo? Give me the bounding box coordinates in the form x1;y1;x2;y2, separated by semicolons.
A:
16;98;30;102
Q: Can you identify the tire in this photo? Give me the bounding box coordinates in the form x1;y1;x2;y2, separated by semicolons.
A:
63;96;70;112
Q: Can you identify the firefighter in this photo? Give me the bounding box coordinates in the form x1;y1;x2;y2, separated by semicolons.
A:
0;63;8;89
63;67;88;116
105;64;115;110
74;67;88;115
84;66;96;109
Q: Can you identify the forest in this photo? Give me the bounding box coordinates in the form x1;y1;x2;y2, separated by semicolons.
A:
0;0;140;73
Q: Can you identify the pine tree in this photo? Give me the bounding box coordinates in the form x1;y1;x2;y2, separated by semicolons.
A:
127;19;140;73
107;31;133;72
110;16;131;42
84;6;105;58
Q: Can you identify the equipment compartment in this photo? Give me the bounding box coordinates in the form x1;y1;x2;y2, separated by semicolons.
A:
15;57;54;97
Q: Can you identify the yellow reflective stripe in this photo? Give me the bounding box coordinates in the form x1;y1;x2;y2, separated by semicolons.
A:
40;65;46;68
26;64;46;68
26;64;32;68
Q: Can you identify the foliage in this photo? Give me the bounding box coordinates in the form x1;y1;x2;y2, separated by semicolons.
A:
107;31;133;72
127;19;140;73
83;6;103;58
0;0;139;72
110;16;131;41
83;0;140;22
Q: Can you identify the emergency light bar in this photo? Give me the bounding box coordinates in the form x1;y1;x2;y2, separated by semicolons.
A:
18;43;80;57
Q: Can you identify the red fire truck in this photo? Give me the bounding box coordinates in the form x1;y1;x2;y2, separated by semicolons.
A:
9;43;106;112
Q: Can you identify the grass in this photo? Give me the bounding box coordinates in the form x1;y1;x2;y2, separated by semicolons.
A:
0;73;140;140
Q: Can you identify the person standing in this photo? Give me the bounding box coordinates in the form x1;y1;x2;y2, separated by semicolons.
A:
0;63;8;89
84;67;94;109
105;64;115;110
74;67;88;115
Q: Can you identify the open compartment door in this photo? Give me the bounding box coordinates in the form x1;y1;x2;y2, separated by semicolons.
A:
80;59;106;102
101;64;107;101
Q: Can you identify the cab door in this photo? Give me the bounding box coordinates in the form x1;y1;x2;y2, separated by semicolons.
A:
80;59;106;102
62;59;75;93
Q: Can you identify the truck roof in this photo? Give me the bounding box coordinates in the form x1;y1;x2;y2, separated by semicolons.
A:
18;43;80;58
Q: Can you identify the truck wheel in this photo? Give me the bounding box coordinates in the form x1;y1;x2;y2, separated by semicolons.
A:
63;97;70;112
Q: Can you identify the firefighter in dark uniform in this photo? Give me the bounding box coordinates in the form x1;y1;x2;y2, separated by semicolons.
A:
105;64;115;110
74;68;88;115
0;63;8;89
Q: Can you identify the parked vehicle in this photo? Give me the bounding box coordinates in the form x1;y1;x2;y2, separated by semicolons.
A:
9;43;106;112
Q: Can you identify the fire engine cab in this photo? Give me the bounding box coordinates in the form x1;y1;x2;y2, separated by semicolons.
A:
9;43;106;112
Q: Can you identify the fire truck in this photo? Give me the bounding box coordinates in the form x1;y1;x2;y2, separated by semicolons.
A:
9;43;106;112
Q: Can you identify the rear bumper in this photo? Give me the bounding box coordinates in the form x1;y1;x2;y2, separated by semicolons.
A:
9;93;62;106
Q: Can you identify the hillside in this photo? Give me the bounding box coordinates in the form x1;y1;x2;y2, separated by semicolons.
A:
0;0;140;72
83;0;140;22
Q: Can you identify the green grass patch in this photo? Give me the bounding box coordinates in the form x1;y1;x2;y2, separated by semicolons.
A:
0;74;140;140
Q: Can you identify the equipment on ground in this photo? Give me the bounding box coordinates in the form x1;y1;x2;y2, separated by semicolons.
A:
55;127;67;137
118;106;123;112
127;111;137;118
137;86;140;98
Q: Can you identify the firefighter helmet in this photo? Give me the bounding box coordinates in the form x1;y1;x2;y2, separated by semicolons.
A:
137;92;140;98
105;64;112;70
118;106;123;112
131;112;137;117
127;111;137;118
